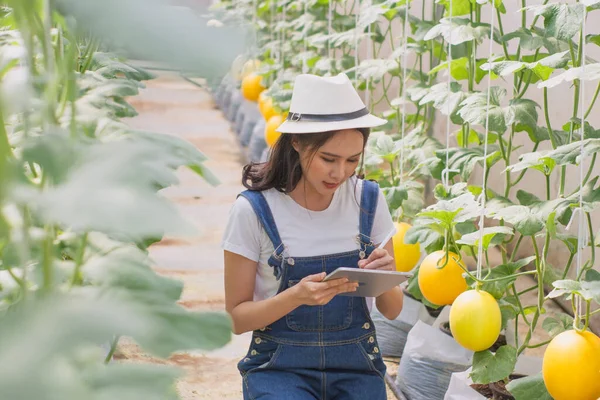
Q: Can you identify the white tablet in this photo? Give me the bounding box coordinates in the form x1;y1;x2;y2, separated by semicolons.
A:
323;267;413;298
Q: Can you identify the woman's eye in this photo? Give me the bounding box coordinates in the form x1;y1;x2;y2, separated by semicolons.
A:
322;157;335;163
348;159;359;163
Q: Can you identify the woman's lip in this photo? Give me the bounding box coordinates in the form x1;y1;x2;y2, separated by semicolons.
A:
324;181;340;189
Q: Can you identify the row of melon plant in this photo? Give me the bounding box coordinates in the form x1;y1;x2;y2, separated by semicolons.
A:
0;1;236;398
210;0;600;398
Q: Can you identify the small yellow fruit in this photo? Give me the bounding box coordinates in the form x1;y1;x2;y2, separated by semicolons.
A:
241;59;260;79
449;289;502;352
542;329;600;400
241;73;265;102
265;114;285;147
260;97;277;121
418;250;467;306
392;222;421;272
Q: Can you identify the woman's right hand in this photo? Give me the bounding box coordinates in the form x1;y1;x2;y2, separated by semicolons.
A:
290;272;359;307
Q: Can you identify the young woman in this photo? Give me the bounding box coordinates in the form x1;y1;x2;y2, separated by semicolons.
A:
222;73;404;400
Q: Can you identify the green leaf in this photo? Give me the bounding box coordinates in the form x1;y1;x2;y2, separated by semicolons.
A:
505;151;555;175
457;88;539;135
539;63;600;89
543;139;600;166
517;190;541;206
456;226;514;250
507;373;553;400
429;57;470;81
455;128;481;147
542;314;574;338
404;223;444;252
458;87;506;133
419;81;466;120
437;0;471;17
524;3;585;41
586;269;600;281
490;205;544;236
468;257;535;299
557;233;578;253
418;192;483;227
502;28;544;51
470;345;518;384
528;127;570;146
383;185;409;210
84;247;183;302
506;98;540;137
424;17;492;45
588;34;600;47
32;139;196;240
81;363;181;400
436;145;502;181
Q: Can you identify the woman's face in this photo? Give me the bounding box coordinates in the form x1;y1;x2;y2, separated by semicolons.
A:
295;129;364;196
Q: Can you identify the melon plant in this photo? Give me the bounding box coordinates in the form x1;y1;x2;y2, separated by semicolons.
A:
212;0;600;397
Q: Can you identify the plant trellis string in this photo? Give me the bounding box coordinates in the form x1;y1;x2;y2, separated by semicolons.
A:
576;4;588;327
398;0;410;185
475;0;496;281
441;0;457;190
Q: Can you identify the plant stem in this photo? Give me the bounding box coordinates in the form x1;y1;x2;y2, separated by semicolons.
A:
42;225;55;294
561;41;583;196
527;339;552;348
495;8;510;59
517;284;537;296
104;335;121;364
509;234;524;263
518;237;544;355
587;212;595;269
484;270;537;283
512;283;531;326
69;232;88;288
561;252;575;279
546;174;551;200
543;87;558;150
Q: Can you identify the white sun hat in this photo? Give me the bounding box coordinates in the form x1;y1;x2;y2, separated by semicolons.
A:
275;73;388;134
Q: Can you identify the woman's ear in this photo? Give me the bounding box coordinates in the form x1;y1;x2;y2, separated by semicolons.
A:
291;137;301;153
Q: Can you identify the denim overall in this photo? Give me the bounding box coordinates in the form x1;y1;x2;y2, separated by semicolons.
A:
237;180;387;400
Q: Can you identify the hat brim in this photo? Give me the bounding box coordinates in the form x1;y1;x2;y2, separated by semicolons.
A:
275;113;388;134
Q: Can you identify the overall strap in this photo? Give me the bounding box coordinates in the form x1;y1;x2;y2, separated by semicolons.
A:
238;190;285;258
358;179;380;245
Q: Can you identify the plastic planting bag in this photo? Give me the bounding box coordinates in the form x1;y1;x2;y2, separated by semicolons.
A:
234;101;247;135
249;120;267;162
240;106;261;147
370;288;437;358
227;91;242;122
444;354;543;400
221;82;235;115
395;307;474;400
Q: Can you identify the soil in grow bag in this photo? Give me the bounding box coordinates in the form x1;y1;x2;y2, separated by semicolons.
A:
473;374;525;400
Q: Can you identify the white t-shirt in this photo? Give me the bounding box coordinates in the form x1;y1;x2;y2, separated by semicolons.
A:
221;176;397;305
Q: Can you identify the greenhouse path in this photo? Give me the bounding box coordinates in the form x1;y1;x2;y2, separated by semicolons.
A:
117;70;250;399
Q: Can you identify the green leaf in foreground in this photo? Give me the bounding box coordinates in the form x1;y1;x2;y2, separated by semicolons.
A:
506;373;553;400
470;345;518;384
542;313;574;338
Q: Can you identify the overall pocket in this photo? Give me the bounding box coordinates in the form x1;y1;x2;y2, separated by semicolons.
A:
286;279;354;332
237;336;281;376
356;334;387;379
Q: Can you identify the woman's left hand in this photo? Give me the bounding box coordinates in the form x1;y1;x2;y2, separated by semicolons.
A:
357;248;395;271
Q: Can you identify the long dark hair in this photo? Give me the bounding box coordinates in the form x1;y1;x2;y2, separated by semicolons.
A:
242;128;370;192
